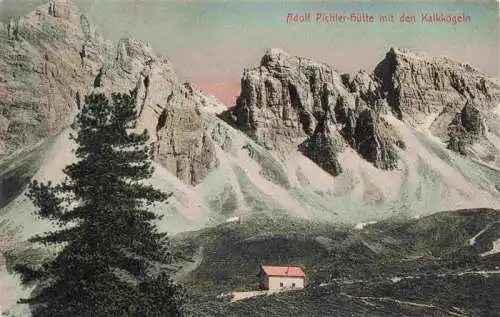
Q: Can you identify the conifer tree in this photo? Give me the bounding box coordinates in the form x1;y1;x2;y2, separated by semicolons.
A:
14;89;185;317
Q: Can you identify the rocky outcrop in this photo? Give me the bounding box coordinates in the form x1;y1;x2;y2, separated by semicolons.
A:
222;47;500;176
49;0;73;19
90;37;224;185
153;106;218;185
345;70;389;114
374;48;500;133
354;109;398;170
299;118;344;176
455;101;486;138
374;48;500;161
447;102;486;155
0;0;109;158
0;1;226;186
222;48;400;175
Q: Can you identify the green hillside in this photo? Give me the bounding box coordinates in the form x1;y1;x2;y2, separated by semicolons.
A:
170;209;500;316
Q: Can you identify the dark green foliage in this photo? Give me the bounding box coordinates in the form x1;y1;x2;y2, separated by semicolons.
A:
184;275;500;317
348;274;500;317
174;209;500;316
362;209;500;258
14;89;185;316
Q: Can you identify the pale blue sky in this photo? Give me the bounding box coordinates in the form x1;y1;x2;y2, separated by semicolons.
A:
1;1;498;104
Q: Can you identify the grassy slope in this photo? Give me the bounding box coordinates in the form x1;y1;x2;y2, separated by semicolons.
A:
172;209;500;316
184;274;500;317
362;209;500;257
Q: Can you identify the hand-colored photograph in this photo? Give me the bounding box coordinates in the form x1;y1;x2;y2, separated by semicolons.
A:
0;0;499;316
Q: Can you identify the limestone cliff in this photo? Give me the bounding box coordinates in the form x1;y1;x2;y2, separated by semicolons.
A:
223;47;500;176
375;48;500;164
0;0;110;158
91;37;224;186
374;48;500;129
223;48;400;175
0;1;226;186
2;0;499;187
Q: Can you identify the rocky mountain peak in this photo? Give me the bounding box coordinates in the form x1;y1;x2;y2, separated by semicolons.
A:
222;45;500;177
48;0;75;19
222;48;401;175
83;34;230;186
0;0;111;158
114;37;157;74
0;0;228;186
375;47;499;120
386;47;482;74
1;0;499;192
260;48;291;67
374;47;500;164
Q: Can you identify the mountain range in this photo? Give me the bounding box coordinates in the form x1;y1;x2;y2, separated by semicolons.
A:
0;1;499;315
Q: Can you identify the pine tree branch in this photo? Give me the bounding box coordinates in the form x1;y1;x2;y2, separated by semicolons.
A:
27;181;64;221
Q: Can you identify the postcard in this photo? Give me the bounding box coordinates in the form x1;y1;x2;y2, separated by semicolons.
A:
0;1;499;316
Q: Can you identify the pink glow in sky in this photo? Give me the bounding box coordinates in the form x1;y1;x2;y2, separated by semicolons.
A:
198;82;241;106
3;1;497;106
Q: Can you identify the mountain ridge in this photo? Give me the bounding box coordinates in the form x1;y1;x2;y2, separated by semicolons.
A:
0;0;498;234
222;46;500;173
0;2;499;314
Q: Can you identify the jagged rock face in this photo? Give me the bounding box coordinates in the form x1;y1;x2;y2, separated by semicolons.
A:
345;70;389;113
299;119;343;176
447;124;469;155
93;37;223;186
375;48;500;162
154;107;218;185
224;48;400;174
225;47;500;176
374;48;500;133
49;0;72;19
0;1;225;186
231;48;354;153
230;51;334;151
447;102;486;155
354;109;398;170
2;0;499;188
456;102;486;138
0;0;109;158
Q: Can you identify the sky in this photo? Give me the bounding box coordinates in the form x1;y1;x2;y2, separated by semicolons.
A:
1;0;499;105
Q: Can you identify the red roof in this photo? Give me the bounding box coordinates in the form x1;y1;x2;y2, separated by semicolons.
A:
261;265;305;278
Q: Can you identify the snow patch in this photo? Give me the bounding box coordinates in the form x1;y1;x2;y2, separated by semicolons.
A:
494;102;500;117
468;226;490;246
481;239;500;257
355;221;377;230
224;216;240;223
